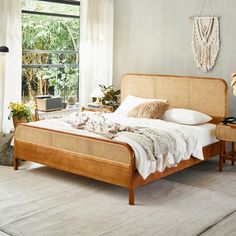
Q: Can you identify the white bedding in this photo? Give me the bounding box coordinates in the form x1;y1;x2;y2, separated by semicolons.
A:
26;112;217;179
103;113;217;147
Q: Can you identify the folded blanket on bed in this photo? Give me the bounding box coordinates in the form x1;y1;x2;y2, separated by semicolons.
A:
64;112;197;179
121;127;194;161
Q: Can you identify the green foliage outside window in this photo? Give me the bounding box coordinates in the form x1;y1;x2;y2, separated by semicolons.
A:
21;0;80;102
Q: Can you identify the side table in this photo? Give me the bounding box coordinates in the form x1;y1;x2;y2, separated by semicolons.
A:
81;105;113;113
216;123;236;171
37;107;80;120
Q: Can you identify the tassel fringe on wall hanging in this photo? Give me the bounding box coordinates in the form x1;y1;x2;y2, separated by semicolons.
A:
190;0;220;72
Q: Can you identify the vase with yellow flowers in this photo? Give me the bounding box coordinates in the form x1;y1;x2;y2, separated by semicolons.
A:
8;102;34;128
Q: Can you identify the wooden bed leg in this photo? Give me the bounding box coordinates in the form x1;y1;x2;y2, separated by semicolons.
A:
219;141;225;172
14;157;19;170
129;188;135;205
219;156;223;172
14;143;19;170
13;155;19;170
232;142;236;166
129;155;135;205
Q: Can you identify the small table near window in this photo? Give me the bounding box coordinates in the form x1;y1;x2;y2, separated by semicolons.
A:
37;106;80;120
81;105;113;113
216;123;236;171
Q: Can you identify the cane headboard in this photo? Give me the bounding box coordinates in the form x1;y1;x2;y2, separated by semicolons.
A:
121;74;228;118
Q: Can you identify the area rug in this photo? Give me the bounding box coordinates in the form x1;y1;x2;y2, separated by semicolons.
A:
0;161;236;236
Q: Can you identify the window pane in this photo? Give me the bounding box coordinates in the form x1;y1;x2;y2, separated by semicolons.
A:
22;0;80;104
22;0;80;16
22;14;79;50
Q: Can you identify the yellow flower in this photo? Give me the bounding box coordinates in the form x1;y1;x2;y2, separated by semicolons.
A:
8;101;34;122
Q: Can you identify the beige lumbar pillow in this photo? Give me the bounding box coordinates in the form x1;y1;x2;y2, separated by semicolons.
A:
127;101;169;119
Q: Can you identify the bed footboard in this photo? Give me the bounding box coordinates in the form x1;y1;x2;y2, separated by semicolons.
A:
14;125;136;205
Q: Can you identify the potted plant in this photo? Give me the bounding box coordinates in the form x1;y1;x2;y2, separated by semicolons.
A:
46;65;78;108
99;85;121;110
8;102;34;128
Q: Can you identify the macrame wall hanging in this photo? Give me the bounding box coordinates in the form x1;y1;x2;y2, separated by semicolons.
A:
231;72;236;96
190;0;220;72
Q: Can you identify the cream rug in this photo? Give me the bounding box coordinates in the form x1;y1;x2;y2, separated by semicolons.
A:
0;159;236;236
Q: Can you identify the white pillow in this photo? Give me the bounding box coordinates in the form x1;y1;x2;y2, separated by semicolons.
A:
162;108;212;125
115;95;168;114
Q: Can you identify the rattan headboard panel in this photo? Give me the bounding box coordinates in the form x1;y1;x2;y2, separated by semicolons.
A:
121;74;228;118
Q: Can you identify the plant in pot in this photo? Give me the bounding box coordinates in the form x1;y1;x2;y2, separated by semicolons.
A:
47;73;68;108
46;66;78;108
8;102;34;128
99;85;120;110
66;68;78;106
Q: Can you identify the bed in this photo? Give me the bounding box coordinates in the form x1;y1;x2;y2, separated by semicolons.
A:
14;74;228;205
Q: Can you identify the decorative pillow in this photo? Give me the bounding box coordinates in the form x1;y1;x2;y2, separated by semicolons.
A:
115;95;168;114
128;101;169;119
162;108;212;125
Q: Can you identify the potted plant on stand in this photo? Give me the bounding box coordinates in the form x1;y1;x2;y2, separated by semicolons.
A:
8;102;34;128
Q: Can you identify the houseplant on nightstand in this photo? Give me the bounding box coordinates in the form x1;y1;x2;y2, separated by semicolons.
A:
99;85;120;110
8;102;34;128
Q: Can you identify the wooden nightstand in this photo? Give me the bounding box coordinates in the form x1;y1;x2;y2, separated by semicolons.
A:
81;105;113;113
216;123;236;171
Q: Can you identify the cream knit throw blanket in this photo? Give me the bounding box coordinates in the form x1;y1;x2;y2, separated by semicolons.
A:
192;16;220;72
120;127;193;162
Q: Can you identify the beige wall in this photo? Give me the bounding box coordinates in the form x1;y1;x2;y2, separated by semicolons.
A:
113;0;236;115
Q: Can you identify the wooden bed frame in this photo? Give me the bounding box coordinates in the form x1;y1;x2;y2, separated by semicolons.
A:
14;74;228;205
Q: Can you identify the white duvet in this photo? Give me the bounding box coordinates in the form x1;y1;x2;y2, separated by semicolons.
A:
27;112;217;179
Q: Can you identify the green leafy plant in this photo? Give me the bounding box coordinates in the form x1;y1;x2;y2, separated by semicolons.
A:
99;85;121;110
8;102;34;122
46;65;79;102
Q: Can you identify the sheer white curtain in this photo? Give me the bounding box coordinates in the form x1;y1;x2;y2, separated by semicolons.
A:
0;0;22;134
79;0;114;106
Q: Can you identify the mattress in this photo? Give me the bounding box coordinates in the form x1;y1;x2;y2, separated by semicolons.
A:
15;113;217;179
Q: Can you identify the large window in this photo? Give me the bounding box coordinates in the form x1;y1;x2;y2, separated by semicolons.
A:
21;0;80;104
